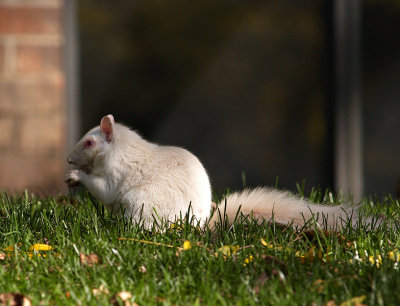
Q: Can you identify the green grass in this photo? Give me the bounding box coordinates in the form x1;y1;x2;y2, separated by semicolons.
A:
1;187;400;305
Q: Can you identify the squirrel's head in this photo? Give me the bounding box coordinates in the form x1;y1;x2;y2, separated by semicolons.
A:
67;114;115;174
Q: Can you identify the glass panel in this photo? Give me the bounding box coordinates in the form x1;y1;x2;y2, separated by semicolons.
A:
79;1;333;193
363;0;400;196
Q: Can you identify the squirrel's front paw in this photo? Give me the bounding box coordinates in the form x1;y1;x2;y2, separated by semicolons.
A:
64;169;82;186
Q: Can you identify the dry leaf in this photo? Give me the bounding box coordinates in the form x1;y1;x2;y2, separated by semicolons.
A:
117;292;132;300
92;285;110;296
262;254;287;270
110;291;137;306
28;244;53;252
0;252;6;260
79;253;101;266
4;245;16;252
301;229;332;241
155;296;166;303
139;265;147;273
0;293;31;306
312;279;325;293
261;238;284;251
215;245;239;258
253;272;269;294
340;295;367;306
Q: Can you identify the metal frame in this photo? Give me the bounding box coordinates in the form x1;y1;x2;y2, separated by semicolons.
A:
64;0;80;153
334;0;363;201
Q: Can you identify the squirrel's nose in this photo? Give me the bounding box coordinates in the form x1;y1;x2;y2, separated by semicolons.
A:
67;157;73;164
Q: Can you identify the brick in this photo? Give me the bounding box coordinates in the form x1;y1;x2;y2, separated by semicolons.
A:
0;116;14;148
0;43;4;72
0;80;64;112
0;1;63;8
0;154;66;194
19;113;65;157
0;7;62;35
0;2;66;195
0;81;16;111
16;45;62;73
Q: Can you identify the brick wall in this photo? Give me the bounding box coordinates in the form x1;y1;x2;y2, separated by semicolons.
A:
0;0;66;194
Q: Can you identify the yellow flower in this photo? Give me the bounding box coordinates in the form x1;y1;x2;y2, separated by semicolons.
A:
183;240;191;250
169;223;183;231
368;254;382;268
243;255;254;266
368;255;375;264
388;251;399;262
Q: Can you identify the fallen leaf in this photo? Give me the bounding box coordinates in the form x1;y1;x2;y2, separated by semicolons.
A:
3;243;56;259
80;253;101;266
117;292;132;300
262;254;287;269
261;238;283;251
261;254;287;283
301;229;332;241
92;285;110;296
215;245;239;258
28;244;53;252
0;252;6;260
339;295;367;306
110;291;137;306
253;272;269;294
260;238;270;248
0;293;31;306
4;245;16;252
312;279;325;293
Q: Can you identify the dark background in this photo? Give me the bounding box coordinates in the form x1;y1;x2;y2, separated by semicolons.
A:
77;0;400;197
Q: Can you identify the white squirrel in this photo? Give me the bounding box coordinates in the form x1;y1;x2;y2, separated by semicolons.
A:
65;114;362;230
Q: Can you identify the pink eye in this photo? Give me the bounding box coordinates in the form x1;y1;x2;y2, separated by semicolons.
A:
84;139;95;149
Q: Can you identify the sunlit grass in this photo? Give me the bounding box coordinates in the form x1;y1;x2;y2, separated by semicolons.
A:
0;188;400;305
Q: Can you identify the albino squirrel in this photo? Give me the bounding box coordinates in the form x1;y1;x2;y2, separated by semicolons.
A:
65;114;361;230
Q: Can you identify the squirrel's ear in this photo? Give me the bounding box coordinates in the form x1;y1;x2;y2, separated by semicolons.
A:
100;114;114;142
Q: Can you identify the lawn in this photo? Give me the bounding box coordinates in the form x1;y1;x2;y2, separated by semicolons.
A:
0;187;399;305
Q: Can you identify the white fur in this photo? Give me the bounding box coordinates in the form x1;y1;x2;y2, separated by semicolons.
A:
65;116;211;228
65;115;363;230
209;188;357;229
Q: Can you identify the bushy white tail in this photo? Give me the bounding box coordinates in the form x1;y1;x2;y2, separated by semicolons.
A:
208;188;359;229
